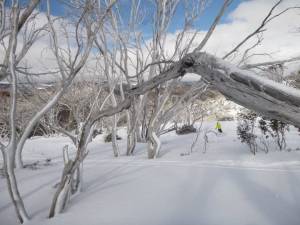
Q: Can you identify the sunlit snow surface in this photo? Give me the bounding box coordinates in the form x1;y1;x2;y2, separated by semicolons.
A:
1;121;300;225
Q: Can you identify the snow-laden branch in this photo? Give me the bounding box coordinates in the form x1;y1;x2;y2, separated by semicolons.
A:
241;55;300;69
187;52;300;127
80;51;300;132
223;0;300;59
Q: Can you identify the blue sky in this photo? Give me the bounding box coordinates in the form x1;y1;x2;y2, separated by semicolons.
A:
148;0;242;32
6;0;243;33
3;0;300;76
115;0;244;34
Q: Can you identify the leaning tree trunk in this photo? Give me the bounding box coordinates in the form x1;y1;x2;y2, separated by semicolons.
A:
49;122;93;218
48;160;73;218
49;148;84;218
130;52;300;128
186;52;300;127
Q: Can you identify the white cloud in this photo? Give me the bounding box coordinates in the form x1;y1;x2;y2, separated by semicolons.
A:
0;10;97;82
165;0;300;66
1;0;300;83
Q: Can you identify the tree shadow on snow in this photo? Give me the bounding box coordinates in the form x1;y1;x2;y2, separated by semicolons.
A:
224;168;300;225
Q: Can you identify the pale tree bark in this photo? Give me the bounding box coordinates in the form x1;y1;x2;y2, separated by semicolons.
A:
1;5;30;223
193;0;232;52
223;0;300;60
126;101;139;155
1;0;115;223
242;55;300;70
0;0;5;36
96;24;120;157
111;114;120;157
46;50;300;162
0;0;41;81
48;48;300;215
130;52;300;128
0;1;55;223
108;5;135;155
119;82;137;155
157;82;209;135
49;121;93;217
2;0;300;223
94;0;233;158
137;0;179;143
120;0;215;156
113;0;219;153
145;80;208;158
47;4;300;212
49;96;132;218
189;53;300;127
49;42;125;216
142;0;181;156
147;87;171;158
14;0;116;168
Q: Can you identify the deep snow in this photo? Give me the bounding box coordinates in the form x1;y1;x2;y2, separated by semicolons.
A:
1;121;300;225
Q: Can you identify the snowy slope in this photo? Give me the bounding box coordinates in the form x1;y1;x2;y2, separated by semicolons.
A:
1;121;300;225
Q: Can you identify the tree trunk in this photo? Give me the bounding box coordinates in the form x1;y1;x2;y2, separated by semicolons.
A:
127;129;136;155
49;122;93;217
15;147;23;169
111;115;120;157
49;160;73;218
3;147;30;223
136;123;144;143
130;52;300;128
15;89;69;169
72;166;82;194
140;95;149;142
126;108;137;155
147;129;161;159
186;52;300;127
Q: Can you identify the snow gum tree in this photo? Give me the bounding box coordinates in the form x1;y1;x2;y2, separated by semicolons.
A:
0;1;44;223
0;0;116;223
2;0;300;224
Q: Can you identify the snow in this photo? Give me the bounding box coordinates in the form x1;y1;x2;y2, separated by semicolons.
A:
1;121;300;225
216;55;300;99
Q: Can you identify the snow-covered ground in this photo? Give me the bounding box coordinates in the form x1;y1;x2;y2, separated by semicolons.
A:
1;121;300;225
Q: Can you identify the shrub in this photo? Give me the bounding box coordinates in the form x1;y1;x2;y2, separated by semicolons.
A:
258;118;289;150
237;110;258;155
176;125;196;135
104;133;122;142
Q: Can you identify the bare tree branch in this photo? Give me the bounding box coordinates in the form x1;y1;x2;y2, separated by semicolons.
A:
223;0;300;59
194;0;232;52
242;55;300;69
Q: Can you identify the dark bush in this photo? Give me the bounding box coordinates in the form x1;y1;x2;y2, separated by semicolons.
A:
258;118;289;150
218;116;234;121
176;125;196;135
236;111;258;155
104;133;122;142
92;129;103;138
117;115;127;127
237;109;290;153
